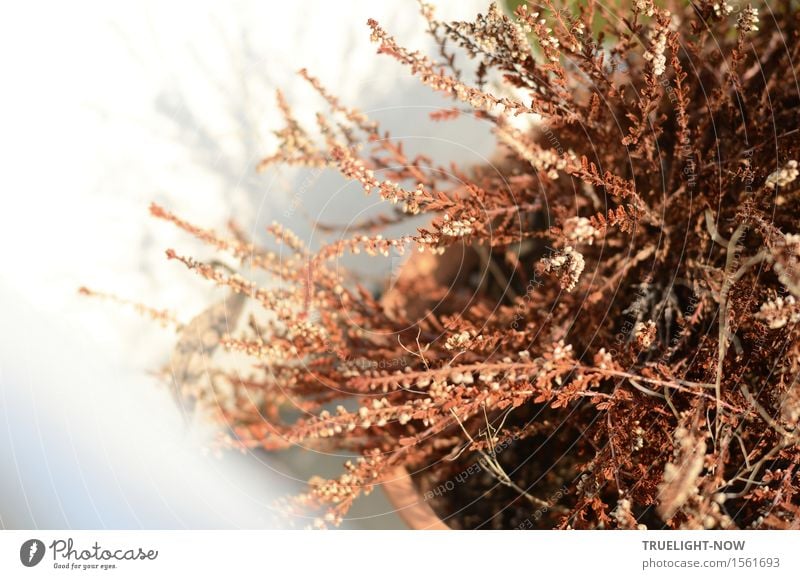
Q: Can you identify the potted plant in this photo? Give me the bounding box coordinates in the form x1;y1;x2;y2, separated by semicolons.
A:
88;0;800;529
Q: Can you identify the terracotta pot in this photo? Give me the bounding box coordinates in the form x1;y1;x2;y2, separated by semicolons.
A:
381;467;448;530
380;241;476;320
378;243;475;529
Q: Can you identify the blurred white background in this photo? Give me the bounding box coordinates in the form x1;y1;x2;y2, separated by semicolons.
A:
0;0;494;528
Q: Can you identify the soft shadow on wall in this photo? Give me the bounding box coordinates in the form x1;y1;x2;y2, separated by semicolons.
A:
0;0;494;529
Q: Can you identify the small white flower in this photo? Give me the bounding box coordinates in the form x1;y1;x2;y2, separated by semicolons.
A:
758;295;799;329
765;160;798;189
737;5;759;33
644;27;668;77
712;2;734;18
563;216;601;245
541;246;585;292
634;0;655;17
440;214;475;237
445;330;473;351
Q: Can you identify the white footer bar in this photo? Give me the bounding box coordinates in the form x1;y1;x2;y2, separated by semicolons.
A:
1;530;797;578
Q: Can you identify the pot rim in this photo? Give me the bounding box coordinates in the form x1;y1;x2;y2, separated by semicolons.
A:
381;466;449;530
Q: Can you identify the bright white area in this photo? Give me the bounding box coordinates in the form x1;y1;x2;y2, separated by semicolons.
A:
0;0;494;528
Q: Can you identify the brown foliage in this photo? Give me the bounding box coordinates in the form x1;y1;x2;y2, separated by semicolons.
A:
87;0;800;529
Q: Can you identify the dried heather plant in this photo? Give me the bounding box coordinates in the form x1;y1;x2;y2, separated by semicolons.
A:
86;0;800;529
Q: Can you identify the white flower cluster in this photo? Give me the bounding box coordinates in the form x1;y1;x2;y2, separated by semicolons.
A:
540;340;573;378
632;424;646;451
445;330;473;351
785;232;800;253
758;295;799;329
415;232;446;255
765;160;798;189
551;340;572;363
403;186;423;215
463;2;532;63
643;26;668;77
571;21;586;50
563;216;601;245
634;320;657;349
541;246;585;292
540;149;576;179
376;181;424;215
634;0;655;17
440;214;476;237
712;2;734;18
594;347;614;370
542;27;560;62
524;10;561;61
737;5;759;33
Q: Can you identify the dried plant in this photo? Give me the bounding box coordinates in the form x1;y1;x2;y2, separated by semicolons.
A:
86;0;800;529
